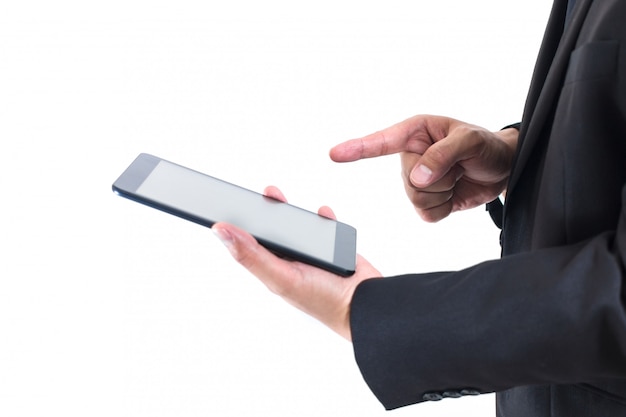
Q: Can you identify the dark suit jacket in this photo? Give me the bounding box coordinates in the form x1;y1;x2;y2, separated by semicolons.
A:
350;0;626;415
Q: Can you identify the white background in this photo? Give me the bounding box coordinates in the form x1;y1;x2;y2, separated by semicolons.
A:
1;1;552;416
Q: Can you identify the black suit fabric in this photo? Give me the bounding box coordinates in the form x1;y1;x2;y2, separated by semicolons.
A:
350;0;626;415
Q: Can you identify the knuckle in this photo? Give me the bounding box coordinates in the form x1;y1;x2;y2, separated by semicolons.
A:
232;245;257;269
418;201;453;223
379;130;390;156
229;238;264;272
455;124;480;138
454;125;485;149
418;208;440;223
408;188;454;210
409;191;430;208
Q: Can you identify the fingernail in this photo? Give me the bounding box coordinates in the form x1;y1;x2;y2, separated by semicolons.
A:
212;227;236;256
411;164;432;185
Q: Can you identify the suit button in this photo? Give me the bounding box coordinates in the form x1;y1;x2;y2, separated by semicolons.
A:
422;392;443;401
443;391;462;398
460;389;480;396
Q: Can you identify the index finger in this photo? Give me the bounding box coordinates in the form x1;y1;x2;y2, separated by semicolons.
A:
329;128;404;162
329;116;434;162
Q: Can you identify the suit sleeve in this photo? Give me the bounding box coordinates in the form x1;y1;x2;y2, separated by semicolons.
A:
350;189;626;410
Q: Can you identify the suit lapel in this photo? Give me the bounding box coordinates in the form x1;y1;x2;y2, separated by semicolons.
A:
506;0;594;196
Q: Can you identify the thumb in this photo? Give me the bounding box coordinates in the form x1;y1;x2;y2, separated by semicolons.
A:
409;135;468;187
212;223;268;272
212;222;297;292
409;162;435;188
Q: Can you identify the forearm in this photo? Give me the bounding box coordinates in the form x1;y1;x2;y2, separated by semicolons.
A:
350;213;626;409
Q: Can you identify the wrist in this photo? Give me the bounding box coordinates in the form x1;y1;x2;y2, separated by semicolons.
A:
494;127;519;157
490;127;519;198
